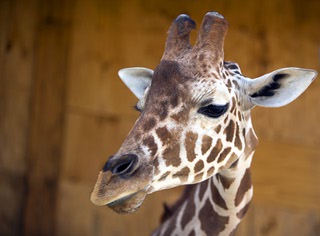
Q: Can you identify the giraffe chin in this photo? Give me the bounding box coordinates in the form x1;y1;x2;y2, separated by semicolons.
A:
107;189;147;214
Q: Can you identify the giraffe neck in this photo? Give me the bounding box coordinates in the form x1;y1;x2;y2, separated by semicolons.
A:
152;117;257;236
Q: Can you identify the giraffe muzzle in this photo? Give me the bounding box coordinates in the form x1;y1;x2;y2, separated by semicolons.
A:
90;153;154;214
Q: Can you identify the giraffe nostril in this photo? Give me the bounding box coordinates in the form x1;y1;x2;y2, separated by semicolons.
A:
105;154;139;176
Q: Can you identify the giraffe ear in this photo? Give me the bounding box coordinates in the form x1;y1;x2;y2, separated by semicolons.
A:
245;67;317;109
118;67;154;99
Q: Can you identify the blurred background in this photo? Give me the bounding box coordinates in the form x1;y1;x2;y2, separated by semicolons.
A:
1;0;319;235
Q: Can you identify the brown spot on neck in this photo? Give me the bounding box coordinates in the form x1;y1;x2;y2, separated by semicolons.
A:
207;166;215;177
188;230;196;236
235;168;252;206
211;178;228;210
238;111;242;121
230;97;237;114
226;78;232;87
223;152;239;169
163;145;181;167
161;217;176;236
199;199;229;235
194;160;204;173
194;172;204;182
234;123;243;150
215;124;222;134
201;135;212;155
172;166;190;182
207;139;223;163
160;185;196;224
217;147;231;163
236;202;251;219
199;179;209;201
185;131;198;162
180;196;196;230
224;120;235;142
158;171;170;182
216;173;235;189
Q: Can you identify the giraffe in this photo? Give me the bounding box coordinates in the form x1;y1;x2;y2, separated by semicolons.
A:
90;12;317;235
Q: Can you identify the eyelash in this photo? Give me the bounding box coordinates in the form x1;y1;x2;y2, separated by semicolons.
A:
197;103;229;118
134;103;229;117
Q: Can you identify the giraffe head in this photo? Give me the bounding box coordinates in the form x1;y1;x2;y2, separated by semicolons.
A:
91;12;317;214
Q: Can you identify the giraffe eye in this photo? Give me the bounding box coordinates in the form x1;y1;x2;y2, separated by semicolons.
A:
198;104;229;118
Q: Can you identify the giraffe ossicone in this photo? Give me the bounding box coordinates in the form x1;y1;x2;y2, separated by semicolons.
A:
91;12;317;235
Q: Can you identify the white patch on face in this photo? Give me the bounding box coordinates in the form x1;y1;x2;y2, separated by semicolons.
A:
211;82;230;105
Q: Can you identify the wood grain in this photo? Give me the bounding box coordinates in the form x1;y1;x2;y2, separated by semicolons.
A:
0;0;37;234
1;0;319;235
23;0;73;235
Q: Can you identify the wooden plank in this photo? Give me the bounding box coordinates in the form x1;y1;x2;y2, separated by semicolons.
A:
57;180;183;236
251;204;320;236
0;0;38;174
66;0;168;117
23;0;73;235
66;0;128;116
0;0;10;72
60;109;131;183
252;141;320;210
237;203;320;236
0;0;37;234
0;172;26;235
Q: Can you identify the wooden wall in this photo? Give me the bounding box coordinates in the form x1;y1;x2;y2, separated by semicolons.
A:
0;0;319;235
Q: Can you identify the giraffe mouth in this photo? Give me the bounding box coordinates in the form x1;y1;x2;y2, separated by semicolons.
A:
106;189;148;214
90;168;152;214
91;157;154;214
